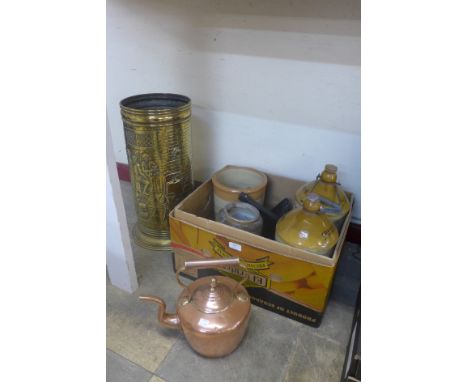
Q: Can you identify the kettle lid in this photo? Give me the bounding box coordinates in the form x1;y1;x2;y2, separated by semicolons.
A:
191;277;234;313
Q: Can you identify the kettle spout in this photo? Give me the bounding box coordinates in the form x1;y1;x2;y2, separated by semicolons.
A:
139;296;180;329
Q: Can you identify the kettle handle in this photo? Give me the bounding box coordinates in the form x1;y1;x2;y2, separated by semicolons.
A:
175;257;248;288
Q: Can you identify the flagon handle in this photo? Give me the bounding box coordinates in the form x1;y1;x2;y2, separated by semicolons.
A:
239;192;279;222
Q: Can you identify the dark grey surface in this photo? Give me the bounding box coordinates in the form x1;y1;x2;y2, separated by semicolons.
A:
307;300;355;346
106;181;361;382
329;241;361;307
284;333;345;382
107;349;153;382
156;307;302;382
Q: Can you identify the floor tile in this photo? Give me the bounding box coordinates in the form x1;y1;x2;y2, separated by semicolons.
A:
283;334;345;382
148;376;166;382
107;349;152;382
107;282;180;373
108;182;188;372
155;306;302;382
106;244;188;372
119;181;138;226
307;300;355;347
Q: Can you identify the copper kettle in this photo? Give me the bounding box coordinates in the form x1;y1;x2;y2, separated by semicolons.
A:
140;258;251;358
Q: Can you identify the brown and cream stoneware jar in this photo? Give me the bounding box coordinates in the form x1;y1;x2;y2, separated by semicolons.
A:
212;166;267;220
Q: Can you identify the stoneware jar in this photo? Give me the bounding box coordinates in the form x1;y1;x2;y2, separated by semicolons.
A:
276;193;339;257
218;202;263;235
212;165;267;220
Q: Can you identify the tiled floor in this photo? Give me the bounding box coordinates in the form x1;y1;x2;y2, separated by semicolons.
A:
107;181;361;382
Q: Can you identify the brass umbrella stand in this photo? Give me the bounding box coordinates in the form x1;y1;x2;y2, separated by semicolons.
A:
120;93;193;250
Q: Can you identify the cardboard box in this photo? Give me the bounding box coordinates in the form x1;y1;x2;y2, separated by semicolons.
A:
169;166;353;327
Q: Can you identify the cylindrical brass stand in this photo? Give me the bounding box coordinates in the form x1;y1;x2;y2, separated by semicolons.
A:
120;93;193;250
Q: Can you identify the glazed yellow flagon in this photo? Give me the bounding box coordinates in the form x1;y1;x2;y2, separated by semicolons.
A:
276;194;339;257
295;164;350;228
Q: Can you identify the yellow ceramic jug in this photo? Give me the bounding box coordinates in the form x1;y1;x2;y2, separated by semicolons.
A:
295;164;350;229
276;193;339;257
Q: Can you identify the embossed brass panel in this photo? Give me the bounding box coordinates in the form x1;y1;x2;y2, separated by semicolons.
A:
120;93;193;250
